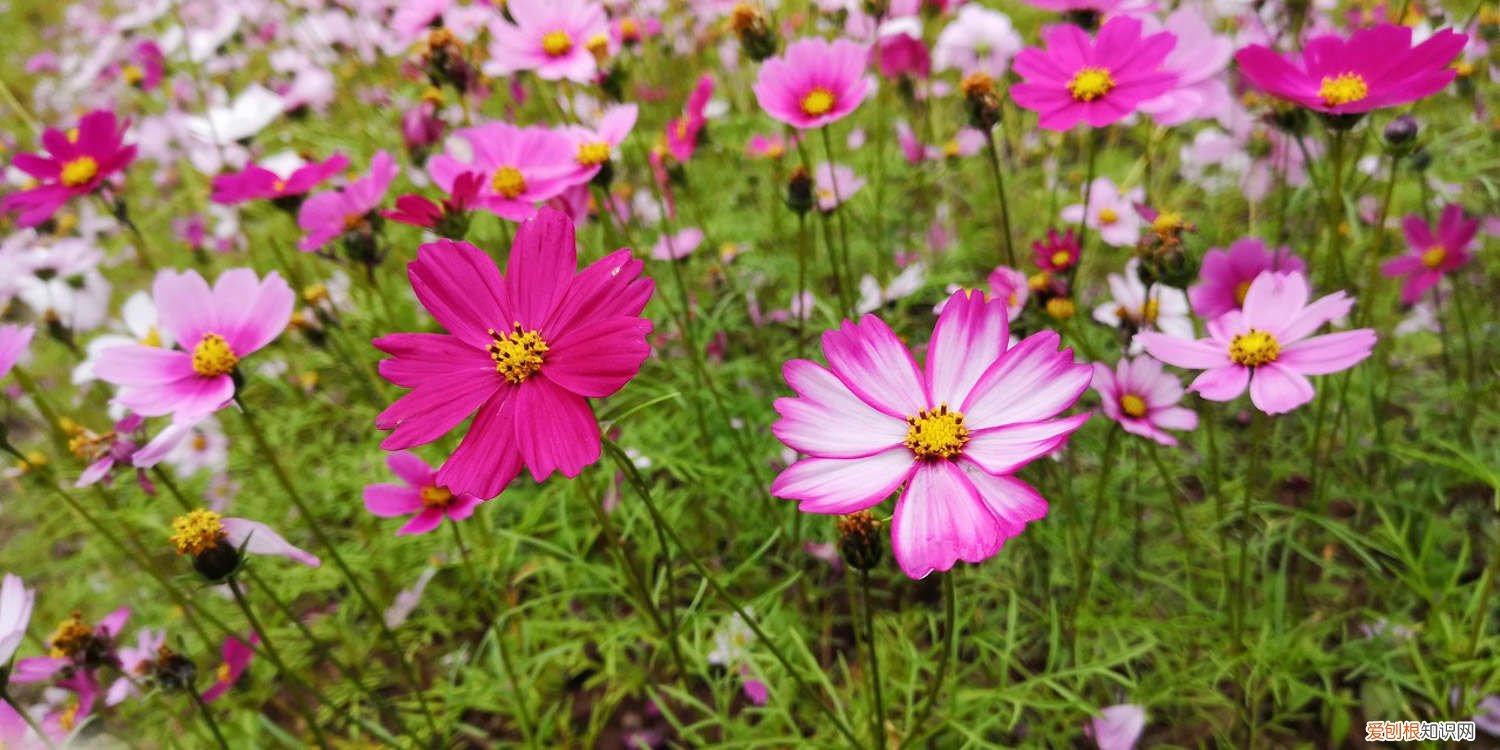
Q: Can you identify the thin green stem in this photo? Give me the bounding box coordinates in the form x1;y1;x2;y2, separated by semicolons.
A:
1233;411;1269;643
601;440;862;748
818;127;857;320
449;521;536;744
1074;130;1101;277
898;573;957;747
227;577;333;748
186;683;232;750
859;570;887;749
1072;426;1121;626
1145;441;1196;601
981;132;1016;267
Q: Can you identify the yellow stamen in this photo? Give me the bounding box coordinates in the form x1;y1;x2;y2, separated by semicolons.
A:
585;34;610;62
47;612;94;659
1119;394;1148;418
139;326;162;347
1097;207;1118;225
1046;297;1076;320
420;486;454;509
903;404;969;460
191;333;239;377
1151;211;1185;236
577;141;611;166
1067;67;1115;102
801;88;835;117
487;323;549;384
1420;245;1446;269
1318;72;1368;107
171;509;226;556
491;166;526;199
122;63;146;86
60;156;99;187
59;701;80;732
1229;329;1280;367
303;283;329;304
1143;297;1160;324
1050;250;1072;268
216;662;232;683
1233;280;1252;307
542;30;573;57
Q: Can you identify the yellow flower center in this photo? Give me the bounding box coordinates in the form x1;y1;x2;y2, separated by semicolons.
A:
47;612;95;659
1229;329;1280;367
193;434;209;451
122;63;146;86
59;701;80;732
191;333;239;377
903;404;969;460
1233;280;1252;307
216;661;233;683
1119;394;1148;418
801;87;835;116
765;144;784;159
1143;297;1160;323
1318;72;1369;106
60;156;99;187
491;166;527;199
1067;67;1115;102
1097;207;1118;225
586;34;610;61
942;140;961;158
272;178;287;192
303;283;329;304
1151;211;1184;236
1046;297;1075;320
1028;272;1051;291
1420;245;1446;269
620;18;641;39
420;485;454;509
487;323;549;384
577;141;611;166
171;509;227;556
139;326;162;347
542;30;573;57
1051;250;1072;268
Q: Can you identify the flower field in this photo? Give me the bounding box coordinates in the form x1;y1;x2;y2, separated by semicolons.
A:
0;0;1496;746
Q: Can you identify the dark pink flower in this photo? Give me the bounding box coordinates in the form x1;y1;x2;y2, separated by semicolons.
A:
201;634;258;703
427;123;579;221
1033;228;1080;272
1011;18;1177;131
665;77;714;162
1187;237;1305;320
211;153;350;205
753;38;871;130
1;110;137;227
1381;204;1478;304
373;208;654;499
1091;357;1197;446
297;151;399;251
364;451;484;535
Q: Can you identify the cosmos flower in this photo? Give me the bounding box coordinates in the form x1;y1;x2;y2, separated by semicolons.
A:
753;37;872;130
486;0;608;82
201;634;257;703
874;18;930;80
1;109;137;227
364;451;484;536
0;324;35;382
1188;237;1305;320
858;263;927;315
1381;204;1478;305
1091;357;1197;446
1139;271;1376;414
1234;24;1467;115
211;153;350;205
0;574;35;665
427;123;580;222
664;76;714;163
814;163;865;212
1092;258;1193;353
1011;17;1177;131
383;172;484;237
106;627;166;705
11;607;130;687
373;208;654;499
932;5;1024;77
650;227;705;261
1137;8;1234;126
94;268;293;418
1033;228;1080;272
297;150;398;251
1086;704;1147;750
74;292;167;385
1061;178;1144;247
560;104;638;184
170;509;322;571
771;289;1092;578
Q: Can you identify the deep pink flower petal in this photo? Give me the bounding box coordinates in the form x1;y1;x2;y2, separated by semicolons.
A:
514;376;599;481
508;208;578;329
364;484;425;517
962;331;1092;428
436;392;525;500
376;368;499;450
542;316;652;398
958;461;1048;538
408;240;514;349
397;507;446;535
386;450;436;487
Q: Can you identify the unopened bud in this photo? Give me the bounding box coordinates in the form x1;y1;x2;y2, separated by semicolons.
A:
837;511;884;571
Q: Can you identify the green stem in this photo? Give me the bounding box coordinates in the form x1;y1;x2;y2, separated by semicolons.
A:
227;577;333;749
234;402;444;744
1234;411;1269;643
1072;426;1121;626
898;573;957;747
859;569;887;749
186;683;232;750
601;440;862;748
981;131;1017;268
1322;129;1348;287
449;521;536;744
1074;130;1101;277
1145;441;1196;601
818;127;857;320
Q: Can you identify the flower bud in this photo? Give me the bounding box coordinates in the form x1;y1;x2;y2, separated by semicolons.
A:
731;3;780;63
961;72;1001;130
786;166;814;215
837;511;884;571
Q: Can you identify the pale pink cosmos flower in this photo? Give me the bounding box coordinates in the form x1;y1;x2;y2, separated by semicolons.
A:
1188;237;1305;320
0;574;35;665
772;289;1092;578
1381;204;1478;304
107;627;166;705
932;5;1023;77
651;227;705;261
814;163;865;212
1139;271;1376;414
1011;17;1177;131
0;324;35;381
1138;8;1234;126
1092;258;1193;353
374;209;654;499
95;268;293;418
297;151;398;251
753;37;872;130
1092;357;1197;446
427;123;580;221
560;104;638;185
365;451;484;536
486;0;607;82
1086;704;1147;750
1062;178;1144;247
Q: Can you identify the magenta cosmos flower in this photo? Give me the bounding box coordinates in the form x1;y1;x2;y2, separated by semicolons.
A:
0;324;35;381
202;634;257;703
211;153;349;205
1033;228;1080;272
1188;237;1305;320
753;37;872;130
561;104;638;184
485;0;607;83
1381;204;1478;304
1139;271;1376;415
95;268;293;418
1091;356;1197;446
771;289;1092;579
374;208;654;500
1;109;137;227
427;122;580;221
1234;24;1467;115
364;451;484;535
297;151;398;251
1011;17;1177;131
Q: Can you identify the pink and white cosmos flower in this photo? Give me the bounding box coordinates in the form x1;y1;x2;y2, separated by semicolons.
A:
1091;356;1197;446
